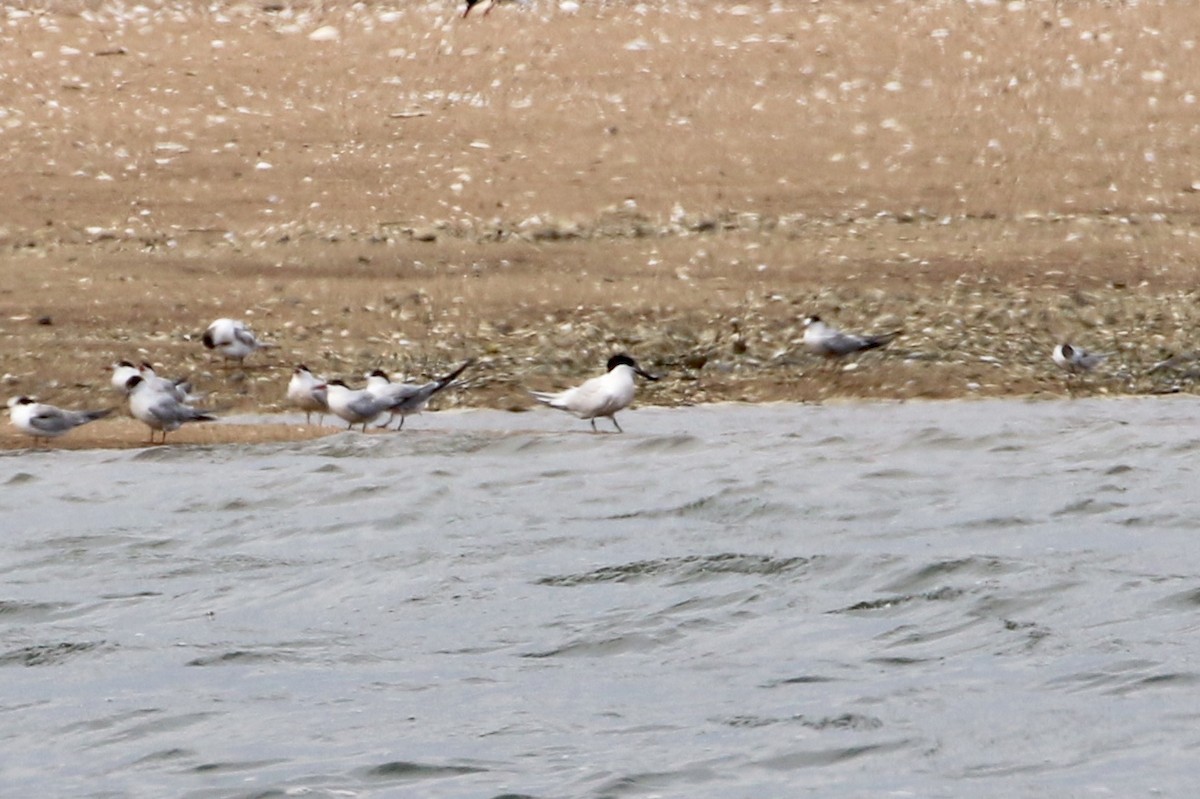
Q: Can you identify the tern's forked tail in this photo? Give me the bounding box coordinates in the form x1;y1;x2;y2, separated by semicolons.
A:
864;330;902;351
433;359;474;392
529;389;564;409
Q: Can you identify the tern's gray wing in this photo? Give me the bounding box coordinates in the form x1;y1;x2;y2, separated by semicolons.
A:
388;382;438;412
823;328;897;355
149;376;191;402
147;396;210;425
26;406;74;435
233;327;258;348
821;331;871;355
171;378;195;399
391;359;472;412
30;407;107;434
346;393;389;418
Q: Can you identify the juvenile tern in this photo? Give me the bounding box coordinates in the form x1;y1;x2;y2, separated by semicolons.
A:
323;379;398;432
202;318;274;365
364;359;472;430
7;396;112;446
802;315;899;358
287;364;329;425
1052;343;1109;374
125;375;215;444
530;353;659;433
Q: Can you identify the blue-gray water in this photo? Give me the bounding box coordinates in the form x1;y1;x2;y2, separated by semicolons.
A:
3;398;1199;798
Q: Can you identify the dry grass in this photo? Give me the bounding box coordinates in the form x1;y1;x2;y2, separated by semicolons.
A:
3;1;1200;449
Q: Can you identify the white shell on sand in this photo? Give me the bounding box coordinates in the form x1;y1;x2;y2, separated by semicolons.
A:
308;25;340;42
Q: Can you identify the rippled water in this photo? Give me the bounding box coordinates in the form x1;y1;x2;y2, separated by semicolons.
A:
3;398;1200;798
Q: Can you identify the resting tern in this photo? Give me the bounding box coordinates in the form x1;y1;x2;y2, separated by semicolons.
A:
287;364;329;425
1052;343;1109;374
530;353;659;433
7;396;112;446
364;359;472;430
802;315;899;358
125;375;215;444
202;318;274;365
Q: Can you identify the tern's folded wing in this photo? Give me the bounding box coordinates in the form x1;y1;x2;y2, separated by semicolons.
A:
29;407;74;434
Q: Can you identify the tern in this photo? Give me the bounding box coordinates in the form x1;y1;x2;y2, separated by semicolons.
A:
7;396;112;446
125;375;215;444
287;364;329;425
202;318;274;365
364;359;472;430
110;360;141;395
324;379;400;432
138;362;199;403
1052;343;1109;374
530;353;659;433
802;315;899;358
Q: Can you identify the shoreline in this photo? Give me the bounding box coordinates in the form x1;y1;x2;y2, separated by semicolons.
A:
4;2;1200;428
3;390;1192;453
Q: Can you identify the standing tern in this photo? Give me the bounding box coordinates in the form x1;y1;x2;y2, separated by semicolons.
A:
323;380;400;432
530;353;659;433
202;318;274;365
364;359;472;430
7;396;112;446
802;315;899;358
125;375;215;444
287;364;329;425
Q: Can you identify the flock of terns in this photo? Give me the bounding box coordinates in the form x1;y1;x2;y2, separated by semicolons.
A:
6;314;1113;448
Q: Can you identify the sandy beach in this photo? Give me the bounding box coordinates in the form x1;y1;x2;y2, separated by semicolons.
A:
2;0;1199;448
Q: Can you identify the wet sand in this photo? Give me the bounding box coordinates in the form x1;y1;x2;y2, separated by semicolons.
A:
3;1;1200;449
